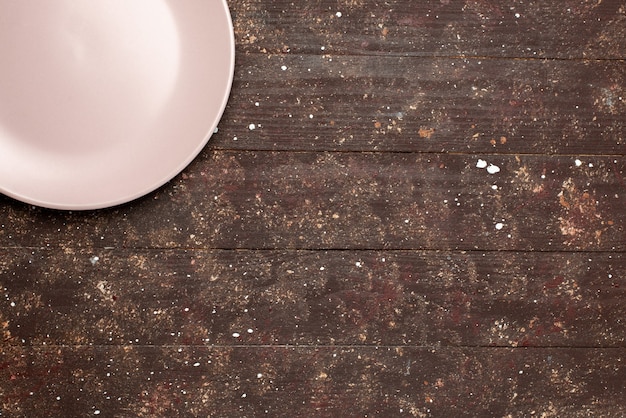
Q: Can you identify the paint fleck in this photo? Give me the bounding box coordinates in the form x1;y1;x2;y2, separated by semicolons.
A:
248;124;256;130
476;159;488;169
419;127;435;138
495;222;504;230
487;164;501;174
232;332;241;338
335;11;342;17
281;65;288;71
90;256;100;265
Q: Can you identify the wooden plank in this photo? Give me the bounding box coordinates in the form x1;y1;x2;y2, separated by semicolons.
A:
1;248;625;347
0;152;624;251
230;0;626;59
1;345;625;416
215;54;626;153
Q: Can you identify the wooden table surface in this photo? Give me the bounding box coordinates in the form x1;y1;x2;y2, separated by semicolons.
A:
2;1;626;416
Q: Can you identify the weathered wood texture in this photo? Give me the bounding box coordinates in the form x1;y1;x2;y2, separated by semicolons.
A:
230;0;626;59
1;153;624;251
2;0;626;416
1;249;625;347
215;55;626;153
2;346;625;417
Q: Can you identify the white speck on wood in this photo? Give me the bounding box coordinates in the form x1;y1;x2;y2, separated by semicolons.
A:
487;164;501;174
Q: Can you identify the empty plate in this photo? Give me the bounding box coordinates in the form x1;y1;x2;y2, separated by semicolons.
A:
0;0;235;209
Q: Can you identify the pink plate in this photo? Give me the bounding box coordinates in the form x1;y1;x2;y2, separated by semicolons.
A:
0;0;234;210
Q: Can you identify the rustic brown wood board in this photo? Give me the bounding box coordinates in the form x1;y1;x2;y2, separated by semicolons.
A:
1;0;625;416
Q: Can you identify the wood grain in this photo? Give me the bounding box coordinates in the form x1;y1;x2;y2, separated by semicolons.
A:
0;248;625;348
230;0;626;59
1;152;624;251
1;346;625;417
215;54;626;154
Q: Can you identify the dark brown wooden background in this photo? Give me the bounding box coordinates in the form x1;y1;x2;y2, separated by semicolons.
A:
2;1;626;416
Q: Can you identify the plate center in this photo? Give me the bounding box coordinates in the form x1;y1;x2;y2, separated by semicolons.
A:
0;0;180;155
